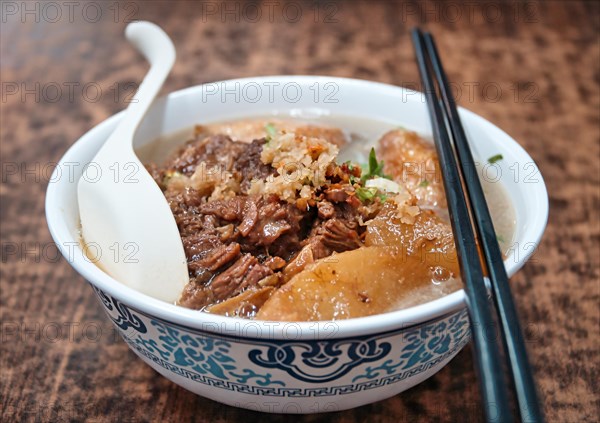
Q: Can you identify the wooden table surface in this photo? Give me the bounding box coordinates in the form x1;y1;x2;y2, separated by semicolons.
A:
1;1;598;421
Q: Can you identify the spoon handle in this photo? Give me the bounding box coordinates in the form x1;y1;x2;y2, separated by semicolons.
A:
108;21;176;143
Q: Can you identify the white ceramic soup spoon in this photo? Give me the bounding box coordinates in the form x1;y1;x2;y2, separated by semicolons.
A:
77;21;188;303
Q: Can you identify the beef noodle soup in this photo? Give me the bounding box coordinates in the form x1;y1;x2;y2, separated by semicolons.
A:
138;116;516;321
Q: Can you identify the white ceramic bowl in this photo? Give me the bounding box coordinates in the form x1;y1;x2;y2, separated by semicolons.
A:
45;76;548;413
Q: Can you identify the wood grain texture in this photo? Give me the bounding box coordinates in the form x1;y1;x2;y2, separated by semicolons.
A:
1;1;598;421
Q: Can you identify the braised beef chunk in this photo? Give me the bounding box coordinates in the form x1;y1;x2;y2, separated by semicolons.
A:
187;242;241;284
198;194;306;257
166;135;275;191
168;134;245;175
319;218;362;251
150;131;369;311
209;254;273;300
233;139;274;192
200;196;247;221
317;200;335;219
304;203;363;260
242;196;305;251
324;186;349;203
179;283;213;310
165;190;314;309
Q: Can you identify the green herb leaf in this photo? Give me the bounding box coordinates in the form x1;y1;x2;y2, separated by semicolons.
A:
488;154;503;164
355;187;388;203
419;179;429;187
356;186;377;202
361;148;391;182
265;123;277;140
496;233;505;243
368;148;378;175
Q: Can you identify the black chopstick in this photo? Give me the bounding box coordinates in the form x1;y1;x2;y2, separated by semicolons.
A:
411;28;513;423
423;32;544;423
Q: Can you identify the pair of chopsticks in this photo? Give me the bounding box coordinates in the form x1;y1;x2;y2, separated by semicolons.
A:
411;28;543;423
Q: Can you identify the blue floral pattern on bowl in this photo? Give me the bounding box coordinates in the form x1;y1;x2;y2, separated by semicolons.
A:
248;337;391;383
91;285;470;410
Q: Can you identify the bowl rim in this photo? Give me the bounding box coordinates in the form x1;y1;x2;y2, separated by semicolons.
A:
45;75;549;340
